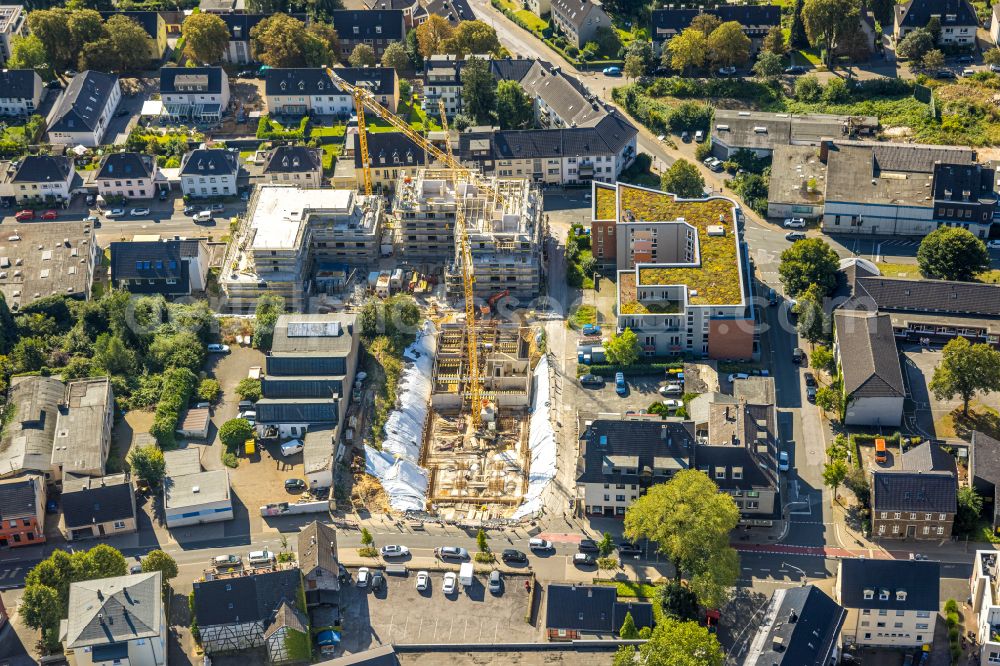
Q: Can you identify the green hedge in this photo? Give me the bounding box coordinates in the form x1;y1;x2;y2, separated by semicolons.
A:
585;360;684;377
149;367;198;448
256;114;310;141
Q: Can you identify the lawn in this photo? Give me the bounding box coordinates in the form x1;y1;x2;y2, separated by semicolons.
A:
876;261;1000;284
570;304;598;328
311;124;347;138
595;579;661;599
320;142;341;173
516;10;548;32
404;103;443;132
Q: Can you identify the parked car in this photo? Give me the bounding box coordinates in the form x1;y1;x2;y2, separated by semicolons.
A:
14;210;33;221
371;571;385;591
717;66;737;76
806;386;817;403
778;451;790;472
106;208;125;218
615;372;627;396
240;410;256;426
206;343;230;353
580;374;605;388
279;439;304;456
210;203;225;213
602;66;621;76
211;554;242;569
416;570;430;591
581;324;602;337
988;240;1000;250
681;130;690;142
442;572;457;594
356;567;370;588
115;108;130;117
618;542;642;557
130;563;143;574
529;538;553;551
573;553;596;567
659;383;683;395
184;205;198;216
992;64;1000;73
783;217;805;228
963;68;976;77
784;65;807;75
727;373;749;382
41;210;57;220
707;157;723;172
694;130;705;143
804;372;817;388
662;398;684;409
158;189;169;201
193;211;213;223
792;347;805;364
956;55;974;64
936;69;957;79
380;545;410;558
436;546;469;560
488;570;502;594
130;207;149;217
501;549;528;564
785;231;806;242
579;539;599;553
767;288;778;306
284;478;306;492
85;194;95;205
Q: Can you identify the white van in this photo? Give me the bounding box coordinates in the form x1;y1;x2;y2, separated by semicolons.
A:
694;130;705;142
247;549;275;566
529;538;553;551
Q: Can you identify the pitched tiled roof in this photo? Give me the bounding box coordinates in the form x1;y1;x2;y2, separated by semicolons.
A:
110;240;185;281
896;0;978;29
545;584;653;633
96;152;155;180
263;146;322;174
263;599;308;638
421;0;475;24
297;520;339;575
577;419;693;485
193;568;302;626
852;275;1000;317
834;311;905;398
902;441;957;475
159;66;226;95
0;70;39;101
179;149;239;176
61;473;135;528
8;155;73;183
65;572;162;648
839;558;940;610
331;10;405;41
353;131;428;169
0;476;40;521
652;5;780;37
336;66;396;97
872;470;957;513
550;0;606;29
49;70;119;134
746;586;846;666
460;112;637;162
932;163;996;203
694;444;775;492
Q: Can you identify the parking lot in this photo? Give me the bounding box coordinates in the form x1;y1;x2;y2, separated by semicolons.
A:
339;569;537;652
575;373;680;417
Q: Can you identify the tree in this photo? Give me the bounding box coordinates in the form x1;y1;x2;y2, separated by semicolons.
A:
252;293;284;350
605;327;639;366
624;39;654;79
415;15;454;59
896;27;933;61
624;48;647;80
593;26;622;57
690;13;722;37
917;226;990;281
762;25;787;55
790;0;809;49
19;585;61;631
795;74;823;102
381;41;410;71
597;532;614;558
446;20;500;57
620;617;724;666
956;486;983;534
127;445;166;487
930;336;1000;415
659;579;700;621
77;37;120;72
461;57;497;125
752;50;784;81
28;9;74;70
361;527;374;546
823;458;848;504
236;377;263;402
796;283;829;344
779;237;840;297
815;384;845;419
105;15;152;72
496;80;533;130
93;332;136;376
921;48;945;71
801;0;860;66
666;28;707;75
661;159;705;198
624;470;739;606
68;9;106;52
198;378;221;402
476;528;490;554
8;34;48;71
707;21;751;68
219;418;254;448
349;43;376;67
925;16;941;44
85;544;129;580
810;345;836;374
182;12;230;64
141;550;179;589
251;13;315;68
822;77;849;103
985;48;1000;67
308;23;340;60
619;611;639;639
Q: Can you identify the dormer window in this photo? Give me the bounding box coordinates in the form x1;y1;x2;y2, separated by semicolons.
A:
280;81;287;91
896;590;907;601
298;81;305;90
353;26;359;34
863;588;874;600
879;589;890;601
376;26;382;34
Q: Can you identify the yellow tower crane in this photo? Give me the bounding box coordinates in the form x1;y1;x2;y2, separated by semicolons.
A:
354;88;374;197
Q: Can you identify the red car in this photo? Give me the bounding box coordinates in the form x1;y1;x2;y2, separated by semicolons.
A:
41;210;57;220
14;210;34;221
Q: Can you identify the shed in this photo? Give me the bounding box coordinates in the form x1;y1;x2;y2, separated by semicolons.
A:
177;407;210;439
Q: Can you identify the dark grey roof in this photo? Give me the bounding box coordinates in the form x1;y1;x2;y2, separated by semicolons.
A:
271;314;357;355
49;70;119;134
110;241;185;281
298;521;339;575
8;155;73;184
839;559;940;610
577;419;693;485
331;10;405;41
364;0;416;9
0;477;40;521
193;569;303;627
550;0;607;29
255;399;338;424
263;146;322;174
263;599;308;639
354;131;428;169
61;473;135;528
66;571;162;648
0;70;39;101
850;274;1000;317
420;0;475;24
834;311;905;399
902;441;957;475
872;470;957;513
461;111;637;162
545;584;653;633
159;67;226;95
336;67;396;97
96;152;155;180
896;0;978;29
694;444;775;492
933;163;996;203
99;11;160;38
652;5;780;38
970;431;1000;527
746;586;846;666
264;67;391;97
179;149;239;177
0;376;65;475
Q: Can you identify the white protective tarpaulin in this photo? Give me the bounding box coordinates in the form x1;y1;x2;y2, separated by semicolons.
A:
512;355;556;519
363;320;436;512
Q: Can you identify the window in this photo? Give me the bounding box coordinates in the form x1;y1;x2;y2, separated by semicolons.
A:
615;495;625;502
878;609;887;616
894;512;901;519
862;609;871;615
894;622;903;628
917;624;929;630
113;521;126;529
863;589;874;600
937;526;944;535
939;513;946;520
880;512;887;519
603;494;609;501
892;525;900;534
916;611;931;618
909;513;917;520
925;513;933;520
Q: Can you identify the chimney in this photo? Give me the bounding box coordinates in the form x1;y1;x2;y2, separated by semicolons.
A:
819;138;832;164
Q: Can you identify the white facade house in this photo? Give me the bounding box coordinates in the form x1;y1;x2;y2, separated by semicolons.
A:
0;155;76;204
0;5;27;66
46;71;121;147
896;0;978;46
834;311;905;428
837;558;940;649
95;152;159;200
163;448;233;528
0;69;41;117
159;66;230;122
971;550;1000;666
179;148;239;198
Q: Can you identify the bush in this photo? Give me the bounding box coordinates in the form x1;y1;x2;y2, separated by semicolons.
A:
597;556;619;570
235;377;262;402
256;114;309;141
219;418;253;449
150;367;198;448
586;360;683;377
221;451;238;468
944;598;959;614
197;378;220;403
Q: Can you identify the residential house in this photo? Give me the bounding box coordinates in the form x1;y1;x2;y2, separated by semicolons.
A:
298;520;340;608
61;571;166;666
95;152;159;200
970;549;1000;665
871;442;958;540
257;314;360;444
177;406;210;440
0;155;77;204
548;0;612;49
970;431;1000;534
346;130;428;193
0;69;41;117
836;558;940;648
159;66;230;122
338;66;398;110
163;447;233;528
992;4;1000;44
191;568;305;656
598;182;756;359
61;472;137;541
576;418;694;517
330;10;405;60
110;238;209;296
895;0;978;46
0;220;100;310
179;148;239;198
652;5;781;54
364;0;420;28
833;311;905;427
100;11;168;60
0;376;65;481
709;110;877;160
265;68;353;117
50;377;115;482
420;0;474;24
0;5;26;66
0;475;45;548
545;583;653;640
744;585;846;666
47;71;121;147
262;145;323;188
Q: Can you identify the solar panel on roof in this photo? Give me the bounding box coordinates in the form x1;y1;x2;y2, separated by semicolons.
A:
287;321;342;337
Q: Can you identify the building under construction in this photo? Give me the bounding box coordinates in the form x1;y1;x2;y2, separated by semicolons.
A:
391;168;544;301
421;321;534;520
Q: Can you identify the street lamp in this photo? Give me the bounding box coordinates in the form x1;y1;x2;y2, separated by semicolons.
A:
782;561;808;586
